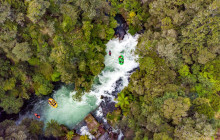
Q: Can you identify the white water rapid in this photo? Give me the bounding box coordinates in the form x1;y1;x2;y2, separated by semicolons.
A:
18;33;139;136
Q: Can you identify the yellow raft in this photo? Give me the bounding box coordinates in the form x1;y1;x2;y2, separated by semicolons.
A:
48;98;58;108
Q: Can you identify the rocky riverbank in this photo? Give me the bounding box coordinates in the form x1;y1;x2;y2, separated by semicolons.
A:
73;66;139;140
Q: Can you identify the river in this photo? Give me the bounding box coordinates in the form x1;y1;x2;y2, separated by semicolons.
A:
17;33;139;138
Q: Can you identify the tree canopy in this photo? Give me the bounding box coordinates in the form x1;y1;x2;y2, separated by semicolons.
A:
0;0;219;139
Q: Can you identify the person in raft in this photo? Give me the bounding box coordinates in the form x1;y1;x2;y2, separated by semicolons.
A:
119;55;124;64
49;100;56;106
109;50;111;56
34;113;40;118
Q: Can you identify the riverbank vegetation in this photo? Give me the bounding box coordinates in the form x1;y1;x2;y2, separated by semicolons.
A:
0;0;117;113
0;118;44;139
0;0;219;139
0;119;90;139
115;0;220;139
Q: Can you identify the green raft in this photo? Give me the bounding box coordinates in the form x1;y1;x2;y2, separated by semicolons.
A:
119;55;124;65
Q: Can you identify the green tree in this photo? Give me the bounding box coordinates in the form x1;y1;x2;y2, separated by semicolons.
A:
163;97;191;125
0;120;15;133
114;0;219;139
0;95;23;114
21;118;44;136
153;132;172;140
106;28;115;40
161;17;173;30
178;65;190;77
51;71;61;82
198;48;216;64
45;120;65;137
39;20;55;37
82;21;93;41
80;135;89;140
66;131;76;140
193;98;215;119
116;92;129;110
106;108;121;127
33;74;54;96
3;78;16;91
60;4;78;32
139;57;156;74
12;42;33;61
179;1;219;65
75;0;109;20
0;88;5;100
156;36;178;65
16;13;25;26
210;93;220;112
79;61;86;72
0;120;36;139
4;125;29;140
0;1;10;24
27;0;50;23
0;58;10;78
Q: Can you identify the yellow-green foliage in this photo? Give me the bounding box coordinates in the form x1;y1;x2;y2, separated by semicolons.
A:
80;135;89;140
66;131;75;140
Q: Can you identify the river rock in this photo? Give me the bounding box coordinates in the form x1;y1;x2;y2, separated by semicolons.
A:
114;14;128;40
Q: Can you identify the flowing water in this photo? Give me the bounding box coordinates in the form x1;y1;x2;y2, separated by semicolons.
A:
17;33;139;131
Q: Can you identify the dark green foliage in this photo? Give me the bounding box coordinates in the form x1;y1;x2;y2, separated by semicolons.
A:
193;98;215;119
0;95;23;114
0;0;117;107
0;120;16;131
0;0;219;139
33;74;54;96
21;118;44;135
45;120;65;137
115;0;219;139
0;119;44;139
107;108;122;127
0;58;10;77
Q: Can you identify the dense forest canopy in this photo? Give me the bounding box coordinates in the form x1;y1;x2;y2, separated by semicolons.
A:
0;0;118;114
0;0;219;139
